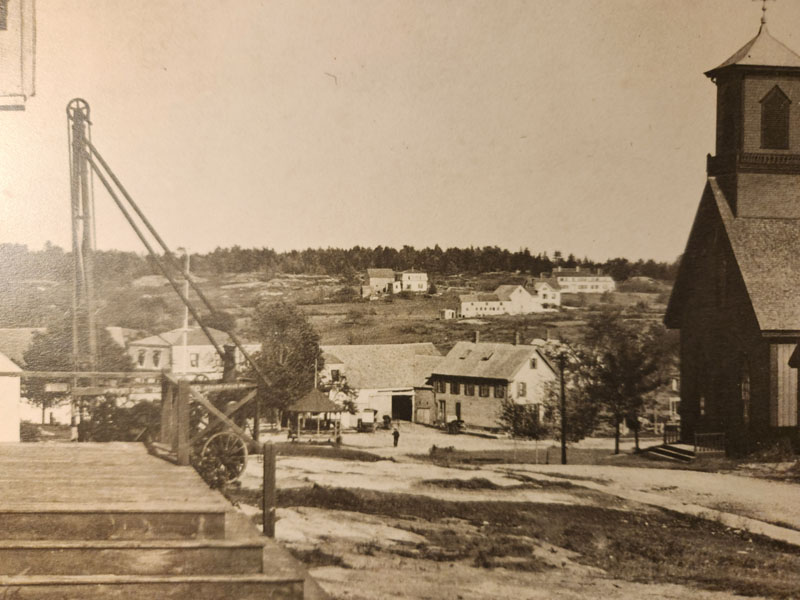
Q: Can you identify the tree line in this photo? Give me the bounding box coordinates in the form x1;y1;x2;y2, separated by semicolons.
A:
0;242;680;284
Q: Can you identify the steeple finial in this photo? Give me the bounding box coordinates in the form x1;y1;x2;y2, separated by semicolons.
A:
756;0;775;27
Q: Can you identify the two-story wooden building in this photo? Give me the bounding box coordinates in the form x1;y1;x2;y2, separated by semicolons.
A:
666;17;800;452
429;340;556;429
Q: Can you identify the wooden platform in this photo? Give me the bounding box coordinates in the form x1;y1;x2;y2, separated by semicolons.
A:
0;442;316;599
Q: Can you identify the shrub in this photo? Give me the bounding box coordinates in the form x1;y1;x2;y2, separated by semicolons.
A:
78;398;160;442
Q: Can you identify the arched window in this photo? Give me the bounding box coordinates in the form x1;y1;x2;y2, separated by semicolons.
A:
761;86;791;150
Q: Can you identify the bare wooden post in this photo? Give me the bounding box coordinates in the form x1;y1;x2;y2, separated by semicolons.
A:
262;442;276;537
176;380;191;466
254;382;263;443
160;377;174;445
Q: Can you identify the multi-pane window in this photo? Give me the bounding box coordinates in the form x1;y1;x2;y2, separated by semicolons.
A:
464;384;475;396
761;86;791;150
190;353;200;368
450;381;460;394
530;358;537;369
518;382;527;397
137;350;146;367
479;385;490;397
0;0;8;31
331;369;340;382
152;350;161;368
434;380;446;394
494;384;506;398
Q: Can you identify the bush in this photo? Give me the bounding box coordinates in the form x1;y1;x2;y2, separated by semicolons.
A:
78;398;160;442
19;421;40;442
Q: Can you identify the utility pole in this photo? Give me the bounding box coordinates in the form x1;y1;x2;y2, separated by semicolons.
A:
558;352;567;465
177;247;190;377
68;98;98;428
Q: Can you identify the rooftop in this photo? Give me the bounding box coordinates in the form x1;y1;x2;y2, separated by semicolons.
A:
432;341;553;381
667;178;800;332
459;293;501;303
322;343;442;389
531;278;562;291
366;268;395;279
129;326;233;348
0;328;45;367
707;23;800;76
494;285;526;301
287;388;343;413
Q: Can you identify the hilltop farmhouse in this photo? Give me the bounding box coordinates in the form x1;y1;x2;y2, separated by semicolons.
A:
429;337;556;429
543;266;615;293
362;268;429;298
666;20;800;451
458;282;561;318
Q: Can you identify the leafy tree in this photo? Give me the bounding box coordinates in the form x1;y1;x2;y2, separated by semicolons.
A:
248;301;323;417
579;311;666;453
499;397;549;440
22;316;135;423
539;342;601;446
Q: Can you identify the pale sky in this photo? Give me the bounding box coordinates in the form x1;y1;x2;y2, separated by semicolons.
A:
1;0;796;262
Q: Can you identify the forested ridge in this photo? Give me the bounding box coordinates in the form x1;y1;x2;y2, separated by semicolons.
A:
0;242;679;284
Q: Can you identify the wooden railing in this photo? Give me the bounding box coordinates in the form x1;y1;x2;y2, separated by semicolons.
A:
158;375;259;465
663;423;681;445
694;432;726;455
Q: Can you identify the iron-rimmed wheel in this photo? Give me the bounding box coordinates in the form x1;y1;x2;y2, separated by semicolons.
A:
201;431;248;483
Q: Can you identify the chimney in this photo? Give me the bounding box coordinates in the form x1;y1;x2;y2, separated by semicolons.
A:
473;330;480;344
514;331;520;345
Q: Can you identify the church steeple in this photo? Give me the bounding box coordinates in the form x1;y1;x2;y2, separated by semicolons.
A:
705;17;800;218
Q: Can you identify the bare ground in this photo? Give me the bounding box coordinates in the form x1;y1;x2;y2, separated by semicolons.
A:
231;428;800;599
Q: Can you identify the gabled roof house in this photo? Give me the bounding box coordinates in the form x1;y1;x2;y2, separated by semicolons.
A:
429;340;556;429
321;343;443;426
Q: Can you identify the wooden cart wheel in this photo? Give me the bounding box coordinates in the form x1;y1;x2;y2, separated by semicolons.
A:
201;431;248;483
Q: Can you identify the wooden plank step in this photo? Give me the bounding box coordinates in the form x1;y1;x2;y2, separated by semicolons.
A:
0;508;227;540
0;574;303;599
0;540;266;576
662;443;695;458
644;445;694;463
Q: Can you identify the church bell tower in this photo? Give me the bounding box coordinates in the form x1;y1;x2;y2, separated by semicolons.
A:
706;10;800;218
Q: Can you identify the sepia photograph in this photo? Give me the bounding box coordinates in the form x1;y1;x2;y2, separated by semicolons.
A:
2;0;800;598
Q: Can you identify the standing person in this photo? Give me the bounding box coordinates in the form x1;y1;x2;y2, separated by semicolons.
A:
392;427;400;447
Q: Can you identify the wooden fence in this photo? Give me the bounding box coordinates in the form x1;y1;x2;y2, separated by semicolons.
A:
694;432;726;455
663;423;681;445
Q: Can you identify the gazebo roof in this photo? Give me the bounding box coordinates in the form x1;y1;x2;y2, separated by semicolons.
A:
287;388;343;413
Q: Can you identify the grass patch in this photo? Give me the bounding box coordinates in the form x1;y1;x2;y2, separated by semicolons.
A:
275;442;384;462
287;547;349;569
422;477;500;490
418;445;755;473
279;485;800;598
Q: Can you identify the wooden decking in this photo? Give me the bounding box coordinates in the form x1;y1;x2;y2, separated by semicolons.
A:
0;442;313;599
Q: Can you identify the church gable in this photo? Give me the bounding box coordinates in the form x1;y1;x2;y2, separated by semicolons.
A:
666;182;738;329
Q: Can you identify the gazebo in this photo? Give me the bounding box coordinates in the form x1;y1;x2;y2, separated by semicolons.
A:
285;389;344;441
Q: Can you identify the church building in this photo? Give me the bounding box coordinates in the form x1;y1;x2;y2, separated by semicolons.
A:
666;14;800;453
